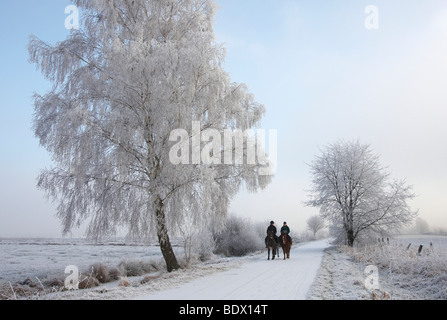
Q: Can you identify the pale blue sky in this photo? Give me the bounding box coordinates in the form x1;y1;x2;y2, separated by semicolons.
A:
1;1;446;237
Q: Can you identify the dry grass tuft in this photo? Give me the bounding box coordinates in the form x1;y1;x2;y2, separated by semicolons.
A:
119;259;163;277
371;290;391;300
118;277;130;287
90;263;110;283
78;274;100;289
108;267;121;281
140;275;158;285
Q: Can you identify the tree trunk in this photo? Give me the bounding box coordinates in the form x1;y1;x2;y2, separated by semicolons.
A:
347;229;355;247
346;212;355;247
154;196;180;272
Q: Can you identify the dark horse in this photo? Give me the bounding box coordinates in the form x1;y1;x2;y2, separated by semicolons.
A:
266;230;279;260
280;232;292;260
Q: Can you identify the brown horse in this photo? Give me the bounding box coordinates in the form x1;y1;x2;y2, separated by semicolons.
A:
280;232;292;260
266;230;279;260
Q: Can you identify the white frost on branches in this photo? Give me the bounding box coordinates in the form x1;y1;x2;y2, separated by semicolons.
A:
29;0;272;270
306;140;417;246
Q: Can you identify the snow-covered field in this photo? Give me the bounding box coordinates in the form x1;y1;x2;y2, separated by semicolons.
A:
0;238;331;300
393;234;447;251
0;238;171;283
310;235;447;300
1;235;446;300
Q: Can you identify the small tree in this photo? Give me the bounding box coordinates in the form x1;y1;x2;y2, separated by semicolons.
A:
176;208;216;264
306;215;325;237
306;140;417;247
413;217;430;234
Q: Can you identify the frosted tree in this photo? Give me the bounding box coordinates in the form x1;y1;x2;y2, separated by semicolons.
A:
306;215;325;237
29;0;272;272
305;140;417;247
413;217;430;234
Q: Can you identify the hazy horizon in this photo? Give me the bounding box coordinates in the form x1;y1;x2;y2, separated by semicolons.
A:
1;0;446;238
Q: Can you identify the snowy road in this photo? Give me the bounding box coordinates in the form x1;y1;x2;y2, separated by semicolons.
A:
138;239;331;300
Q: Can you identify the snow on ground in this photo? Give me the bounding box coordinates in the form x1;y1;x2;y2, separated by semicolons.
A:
310;235;447;300
41;256;246;300
309;246;370;300
136;239;331;300
309;246;416;300
29;239;330;300
0;238;171;283
4;235;445;300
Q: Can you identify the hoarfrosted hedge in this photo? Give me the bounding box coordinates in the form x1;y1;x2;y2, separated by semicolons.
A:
214;216;265;257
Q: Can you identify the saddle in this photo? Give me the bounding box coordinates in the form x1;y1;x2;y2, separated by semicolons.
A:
280;234;292;245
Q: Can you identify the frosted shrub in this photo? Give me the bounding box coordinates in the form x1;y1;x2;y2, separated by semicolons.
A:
119;260;142;277
185;232;216;263
108;267;121;281
198;233;217;262
179;223;216;265
119;259;164;277
214;216;264;257
89;263;110;283
78;274;100;289
0;281;15;300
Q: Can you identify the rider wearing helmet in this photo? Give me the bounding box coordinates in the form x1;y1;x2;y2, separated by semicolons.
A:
280;222;292;244
265;221;279;246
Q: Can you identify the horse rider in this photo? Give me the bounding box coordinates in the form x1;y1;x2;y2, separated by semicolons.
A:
265;221;279;246
280;221;292;244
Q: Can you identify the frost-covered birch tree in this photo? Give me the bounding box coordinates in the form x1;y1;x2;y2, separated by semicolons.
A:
305;140;417;247
29;0;272;272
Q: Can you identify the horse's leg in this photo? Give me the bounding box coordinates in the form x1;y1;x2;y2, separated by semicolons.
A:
277;240;280;258
272;247;275;260
267;248;270;260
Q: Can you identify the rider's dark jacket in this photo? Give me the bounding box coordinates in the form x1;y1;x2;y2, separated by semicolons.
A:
266;225;277;235
281;225;290;234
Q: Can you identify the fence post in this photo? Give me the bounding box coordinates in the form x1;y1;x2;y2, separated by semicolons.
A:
417;245;423;255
